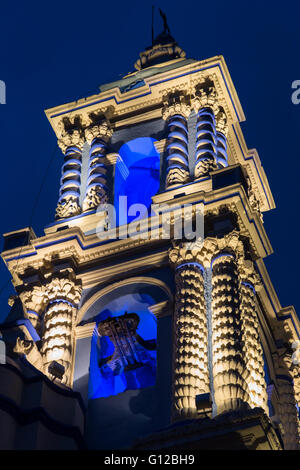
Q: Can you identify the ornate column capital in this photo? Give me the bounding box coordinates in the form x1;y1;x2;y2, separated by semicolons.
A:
169;231;246;269
45;274;82;307
162;93;191;120
169;237;218;269
57;129;85;154
169;238;205;267
84;122;113;145
192;85;219;114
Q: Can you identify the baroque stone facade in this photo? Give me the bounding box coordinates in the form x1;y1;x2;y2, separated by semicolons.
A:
0;26;299;450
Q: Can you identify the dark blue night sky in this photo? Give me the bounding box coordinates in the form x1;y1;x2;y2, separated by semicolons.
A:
0;0;299;321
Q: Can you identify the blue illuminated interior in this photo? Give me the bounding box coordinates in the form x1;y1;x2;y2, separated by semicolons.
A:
88;293;157;399
114;137;160;225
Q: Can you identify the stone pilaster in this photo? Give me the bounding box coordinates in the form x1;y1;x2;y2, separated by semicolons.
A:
56;129;84;220
169;239;209;420
162;96;191;188
82;122;113;212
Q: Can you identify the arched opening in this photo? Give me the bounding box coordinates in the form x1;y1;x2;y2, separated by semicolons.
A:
79;278;172;401
114;137;160;224
88;292;157;399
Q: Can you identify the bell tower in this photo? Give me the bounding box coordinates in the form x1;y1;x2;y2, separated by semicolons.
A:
1;20;300;450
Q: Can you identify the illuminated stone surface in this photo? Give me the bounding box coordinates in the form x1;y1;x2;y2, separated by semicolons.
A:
0;25;299;450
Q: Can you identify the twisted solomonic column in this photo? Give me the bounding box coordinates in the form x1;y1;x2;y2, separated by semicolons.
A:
169;239;209;420
211;233;250;414
42;274;82;385
238;260;268;414
215;110;229;168
193;86;220;178
56;129;84;219
162;100;191;188
82;123;113;212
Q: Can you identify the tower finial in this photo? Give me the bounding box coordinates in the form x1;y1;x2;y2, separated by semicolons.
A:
159;8;171;34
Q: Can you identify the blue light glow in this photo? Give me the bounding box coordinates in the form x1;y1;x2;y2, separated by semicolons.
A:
88;293;157;399
114;137;160;224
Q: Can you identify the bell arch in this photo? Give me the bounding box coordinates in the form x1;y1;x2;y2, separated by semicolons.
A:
73;276;173;401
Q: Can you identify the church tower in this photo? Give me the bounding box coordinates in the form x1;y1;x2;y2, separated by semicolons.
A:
1;21;300;450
